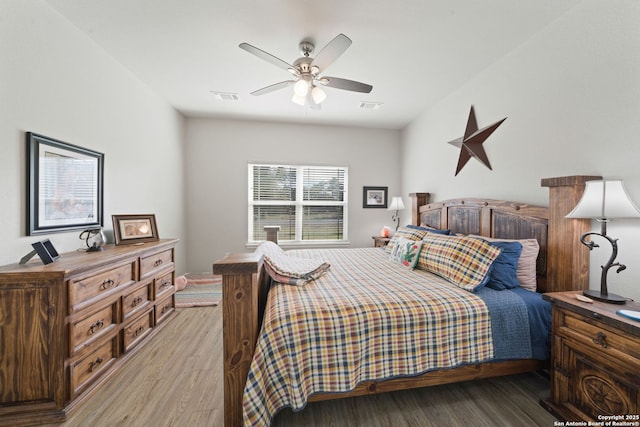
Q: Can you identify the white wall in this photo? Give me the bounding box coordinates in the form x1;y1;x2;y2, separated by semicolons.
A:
0;1;187;271
185;117;401;273
402;0;640;301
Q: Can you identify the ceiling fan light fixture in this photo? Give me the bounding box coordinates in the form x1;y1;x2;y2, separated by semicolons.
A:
311;86;327;104
293;79;310;97
291;93;306;106
240;34;373;107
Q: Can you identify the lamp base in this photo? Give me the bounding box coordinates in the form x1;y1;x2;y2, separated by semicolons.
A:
583;289;627;305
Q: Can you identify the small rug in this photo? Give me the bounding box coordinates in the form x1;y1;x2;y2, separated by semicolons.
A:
175;274;222;308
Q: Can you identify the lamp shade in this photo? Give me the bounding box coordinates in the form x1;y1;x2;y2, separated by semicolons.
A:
311;86;326;104
566;180;640;220
388;196;406;211
291;93;306;106
293;79;309;97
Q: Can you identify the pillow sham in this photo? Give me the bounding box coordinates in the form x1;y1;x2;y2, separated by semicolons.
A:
389;236;423;268
483;240;522;290
416;233;501;292
384;226;428;254
406;224;451;235
469;235;539;291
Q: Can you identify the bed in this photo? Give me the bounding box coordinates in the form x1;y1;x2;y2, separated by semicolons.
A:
213;175;600;427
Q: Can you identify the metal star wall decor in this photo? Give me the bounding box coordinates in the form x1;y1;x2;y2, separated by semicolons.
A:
447;105;507;176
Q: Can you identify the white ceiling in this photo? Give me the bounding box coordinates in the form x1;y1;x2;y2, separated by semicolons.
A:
45;0;579;130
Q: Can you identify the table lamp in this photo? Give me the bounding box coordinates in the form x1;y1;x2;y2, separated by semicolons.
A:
566;180;640;304
388;196;406;231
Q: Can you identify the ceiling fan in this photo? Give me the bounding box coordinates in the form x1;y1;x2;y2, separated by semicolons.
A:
239;34;373;108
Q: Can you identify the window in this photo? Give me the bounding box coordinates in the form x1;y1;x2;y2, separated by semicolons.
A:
248;163;348;243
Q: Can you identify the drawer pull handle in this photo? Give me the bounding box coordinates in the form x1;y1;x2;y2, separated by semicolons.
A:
160;280;172;288
88;357;103;372
88;320;104;334
131;297;143;307
161;304;171;314
134;325;145;337
593;332;609;348
154;259;163;267
100;279;115;290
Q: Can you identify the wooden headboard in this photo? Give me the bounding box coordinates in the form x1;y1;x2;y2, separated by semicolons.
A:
409;194;549;291
407;175;603;294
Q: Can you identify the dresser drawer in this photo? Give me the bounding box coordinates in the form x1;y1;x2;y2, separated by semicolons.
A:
140;248;174;279
559;310;640;366
70;302;118;354
122;281;152;320
70;336;118;398
154;271;174;299
69;262;136;312
123;309;154;352
155;293;175;325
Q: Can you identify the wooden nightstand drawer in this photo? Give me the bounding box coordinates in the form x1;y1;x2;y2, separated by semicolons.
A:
69;262;136;312
560;311;640;362
70;302;118;354
140;248;174;278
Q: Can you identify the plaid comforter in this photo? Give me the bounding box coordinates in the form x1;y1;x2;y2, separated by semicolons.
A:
243;248;494;426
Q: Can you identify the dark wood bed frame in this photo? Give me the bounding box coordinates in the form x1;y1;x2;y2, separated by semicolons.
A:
213;175;601;426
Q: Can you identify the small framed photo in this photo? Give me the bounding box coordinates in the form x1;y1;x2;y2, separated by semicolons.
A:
112;214;159;245
363;186;388;208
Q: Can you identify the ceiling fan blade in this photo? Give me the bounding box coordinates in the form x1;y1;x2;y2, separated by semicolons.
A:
250;80;295;96
239;42;293;71
322;76;373;93
310;34;352;72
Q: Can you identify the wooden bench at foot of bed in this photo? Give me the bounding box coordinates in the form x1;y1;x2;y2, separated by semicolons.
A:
213;175;600;427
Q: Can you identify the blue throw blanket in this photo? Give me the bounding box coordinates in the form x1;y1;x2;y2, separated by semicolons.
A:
476;287;551;360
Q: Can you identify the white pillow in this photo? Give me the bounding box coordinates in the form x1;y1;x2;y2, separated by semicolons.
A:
389;236;423;269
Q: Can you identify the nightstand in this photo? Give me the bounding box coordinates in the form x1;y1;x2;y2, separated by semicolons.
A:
372;236;391;248
541;291;640;421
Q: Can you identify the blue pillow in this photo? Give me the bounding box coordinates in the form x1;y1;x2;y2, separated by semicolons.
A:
406;224;451;235
484;241;523;290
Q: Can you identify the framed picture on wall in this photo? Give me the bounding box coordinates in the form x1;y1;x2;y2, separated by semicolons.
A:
112;214;159;245
27;132;104;235
363;186;388;208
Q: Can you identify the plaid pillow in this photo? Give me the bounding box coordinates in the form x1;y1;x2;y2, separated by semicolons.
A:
416;233;501;292
384;226;428;254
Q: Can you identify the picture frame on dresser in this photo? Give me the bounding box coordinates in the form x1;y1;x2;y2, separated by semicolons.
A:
27;132;104;235
112;214;159;245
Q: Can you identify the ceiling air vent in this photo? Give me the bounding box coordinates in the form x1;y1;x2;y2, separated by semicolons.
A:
210;91;240;101
359;101;383;110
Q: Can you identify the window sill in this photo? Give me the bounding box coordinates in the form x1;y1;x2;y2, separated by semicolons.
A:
246;241;351;251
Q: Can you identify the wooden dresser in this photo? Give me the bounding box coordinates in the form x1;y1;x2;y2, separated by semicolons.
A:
542;291;640;422
0;239;178;426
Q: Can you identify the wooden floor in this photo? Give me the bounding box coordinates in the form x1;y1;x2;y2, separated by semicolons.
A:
47;305;558;427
